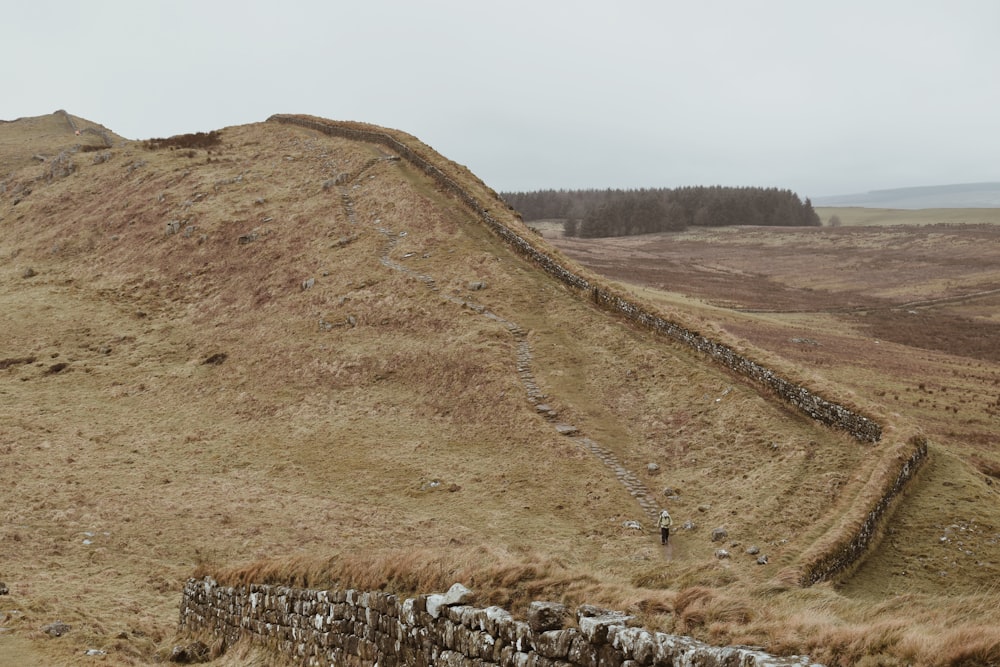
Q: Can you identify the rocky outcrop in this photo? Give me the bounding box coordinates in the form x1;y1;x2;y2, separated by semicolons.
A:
179;577;820;667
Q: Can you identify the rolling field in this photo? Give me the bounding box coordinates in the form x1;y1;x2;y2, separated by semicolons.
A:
1;114;999;665
548;222;1000;600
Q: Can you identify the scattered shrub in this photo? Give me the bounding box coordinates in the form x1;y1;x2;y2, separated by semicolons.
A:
143;130;222;151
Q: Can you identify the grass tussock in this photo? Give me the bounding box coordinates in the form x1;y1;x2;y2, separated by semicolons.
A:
208;546;611;611
897;626;1000;667
205;546;692;628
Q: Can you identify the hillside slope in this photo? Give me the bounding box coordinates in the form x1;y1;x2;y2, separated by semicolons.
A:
0;115;994;665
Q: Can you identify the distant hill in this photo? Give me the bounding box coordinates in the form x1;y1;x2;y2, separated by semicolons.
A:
813;182;1000;209
0;109;122;177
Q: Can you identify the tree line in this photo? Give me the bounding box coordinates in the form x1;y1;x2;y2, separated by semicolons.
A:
500;187;821;237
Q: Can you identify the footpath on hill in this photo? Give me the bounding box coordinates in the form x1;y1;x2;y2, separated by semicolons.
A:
337;150;689;557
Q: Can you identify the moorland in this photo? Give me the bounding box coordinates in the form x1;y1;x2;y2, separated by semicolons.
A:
1;112;998;666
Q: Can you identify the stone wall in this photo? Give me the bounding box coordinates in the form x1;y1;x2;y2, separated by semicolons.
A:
267;114;880;444
179;577;818;666
259;114;926;589
799;436;929;585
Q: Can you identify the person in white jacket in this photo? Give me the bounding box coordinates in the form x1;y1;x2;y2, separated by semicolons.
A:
657;509;672;545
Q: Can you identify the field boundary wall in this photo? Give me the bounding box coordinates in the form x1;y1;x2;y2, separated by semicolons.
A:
261;114;928;589
179;577;815;666
268;113;880;443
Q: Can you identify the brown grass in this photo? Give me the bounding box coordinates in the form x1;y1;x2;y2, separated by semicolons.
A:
2;114;999;666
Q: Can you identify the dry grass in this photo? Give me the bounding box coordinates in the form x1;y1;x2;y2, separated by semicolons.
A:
1;113;998;666
816;206;1000;227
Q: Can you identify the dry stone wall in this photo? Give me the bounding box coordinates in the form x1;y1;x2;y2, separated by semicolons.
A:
799;436;929;585
267;114;880;444
179;577;819;667
261;114;930;585
255;114;926;589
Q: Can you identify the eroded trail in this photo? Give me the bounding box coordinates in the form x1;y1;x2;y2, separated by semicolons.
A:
338;160;662;528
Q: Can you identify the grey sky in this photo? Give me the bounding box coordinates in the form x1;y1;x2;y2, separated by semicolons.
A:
4;1;999;198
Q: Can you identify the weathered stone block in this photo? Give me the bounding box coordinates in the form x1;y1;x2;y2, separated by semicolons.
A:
528;602;567;632
534;628;578;660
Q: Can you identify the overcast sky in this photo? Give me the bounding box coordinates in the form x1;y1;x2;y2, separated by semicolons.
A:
4;1;999;198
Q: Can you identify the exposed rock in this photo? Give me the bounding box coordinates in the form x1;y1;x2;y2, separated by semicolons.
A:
698;504;711;512
790;337;820;346
682;520;696;530
578;612;633;645
21;267;36;278
662;486;676;496
467;280;486;290
84;649;107;656
715;549;730;559
301;277;315;290
711;527;728;542
426;583;474;619
425;593;444;618
202;353;227;366
43;621;71;637
0;581;8;595
646;463;660;475
746;545;760;555
622;520;643;531
757;555;769;565
47;151;76;181
169;640;210;663
165;219;181;235
442;582;473;606
554;423;579;436
527;601;567;632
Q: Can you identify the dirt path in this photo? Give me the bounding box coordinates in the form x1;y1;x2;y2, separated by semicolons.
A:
337;158;666;535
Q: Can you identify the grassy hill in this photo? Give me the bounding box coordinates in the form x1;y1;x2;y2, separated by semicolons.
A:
1;114;998;666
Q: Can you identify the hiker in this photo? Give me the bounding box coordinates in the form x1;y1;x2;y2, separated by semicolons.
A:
658;509;672;544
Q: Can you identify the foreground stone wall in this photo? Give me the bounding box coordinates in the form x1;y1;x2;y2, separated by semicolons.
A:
179;577;818;666
267;114;880;444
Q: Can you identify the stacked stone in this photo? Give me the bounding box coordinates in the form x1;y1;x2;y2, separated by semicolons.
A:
265;113;922;587
273;114;884;444
180;578;821;667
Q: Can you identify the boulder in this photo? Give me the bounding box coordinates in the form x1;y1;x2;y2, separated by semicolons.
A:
169;640;210;663
42;621;71;637
711;527;728;542
442;583;473;606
